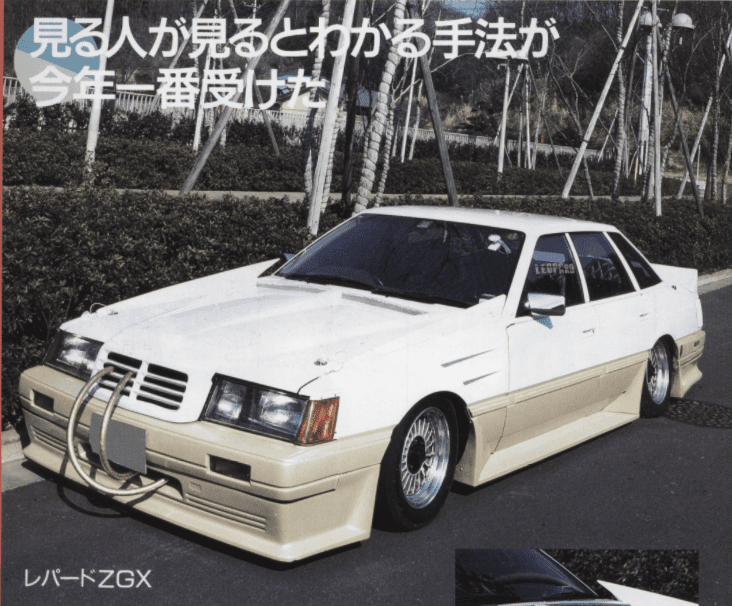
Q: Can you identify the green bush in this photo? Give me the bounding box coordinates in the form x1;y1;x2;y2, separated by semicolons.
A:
4;128;693;196
384;159;694;197
545;550;697;603
2;130;86;186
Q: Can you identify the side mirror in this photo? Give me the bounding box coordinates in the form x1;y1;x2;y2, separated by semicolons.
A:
525;293;566;317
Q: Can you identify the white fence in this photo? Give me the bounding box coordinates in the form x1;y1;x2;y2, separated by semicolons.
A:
3;75;610;160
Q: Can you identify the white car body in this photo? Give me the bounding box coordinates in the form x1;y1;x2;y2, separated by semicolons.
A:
20;207;705;561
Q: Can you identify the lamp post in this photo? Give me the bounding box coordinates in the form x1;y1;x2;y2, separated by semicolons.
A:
637;9;693;177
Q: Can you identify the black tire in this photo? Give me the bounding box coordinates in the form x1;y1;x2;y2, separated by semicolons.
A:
375;397;458;531
641;339;672;418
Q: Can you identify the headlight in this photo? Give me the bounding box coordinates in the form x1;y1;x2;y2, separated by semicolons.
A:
44;331;103;381
203;376;338;445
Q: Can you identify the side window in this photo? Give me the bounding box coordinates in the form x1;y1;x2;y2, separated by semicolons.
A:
518;234;583;317
570;232;636;301
609;232;662;289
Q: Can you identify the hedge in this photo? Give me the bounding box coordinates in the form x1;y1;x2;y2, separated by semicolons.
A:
545;550;698;603
5;129;702;198
3;187;731;427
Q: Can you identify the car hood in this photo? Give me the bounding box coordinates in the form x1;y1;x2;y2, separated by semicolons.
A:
598;582;697;606
63;267;485;423
474;602;627;606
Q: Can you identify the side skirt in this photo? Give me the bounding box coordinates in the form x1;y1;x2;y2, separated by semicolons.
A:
455;353;646;488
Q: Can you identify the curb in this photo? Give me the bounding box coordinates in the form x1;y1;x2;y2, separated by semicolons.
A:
698;269;732;295
2;268;730;447
2;426;26;464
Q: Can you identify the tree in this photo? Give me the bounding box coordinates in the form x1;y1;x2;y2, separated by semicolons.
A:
353;0;407;214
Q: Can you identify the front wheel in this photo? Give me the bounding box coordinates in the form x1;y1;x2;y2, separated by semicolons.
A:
641;339;672;418
375;398;458;531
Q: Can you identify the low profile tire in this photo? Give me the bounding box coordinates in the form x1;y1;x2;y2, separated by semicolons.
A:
375;397;458;531
641;339;672;418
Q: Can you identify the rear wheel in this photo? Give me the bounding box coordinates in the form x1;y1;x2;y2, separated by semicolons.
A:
641;339;672;418
375;398;457;531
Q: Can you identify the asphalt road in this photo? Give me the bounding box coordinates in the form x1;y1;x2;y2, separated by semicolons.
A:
2;286;731;606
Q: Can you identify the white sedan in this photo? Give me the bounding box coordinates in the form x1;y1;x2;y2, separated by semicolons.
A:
19;206;705;561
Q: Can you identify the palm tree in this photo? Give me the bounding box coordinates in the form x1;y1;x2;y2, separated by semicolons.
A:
353;0;407;215
303;0;331;202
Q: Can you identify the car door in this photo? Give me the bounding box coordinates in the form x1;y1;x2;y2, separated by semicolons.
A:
570;232;652;361
502;234;601;449
569;232;651;407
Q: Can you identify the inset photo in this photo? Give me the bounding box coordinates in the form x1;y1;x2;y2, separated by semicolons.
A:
455;549;698;606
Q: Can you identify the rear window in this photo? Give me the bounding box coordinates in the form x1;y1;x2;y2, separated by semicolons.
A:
609;232;662;289
570;232;636;301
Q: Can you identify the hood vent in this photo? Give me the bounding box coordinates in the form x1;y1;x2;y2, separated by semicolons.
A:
257;283;325;294
342;293;425;316
98;352;188;411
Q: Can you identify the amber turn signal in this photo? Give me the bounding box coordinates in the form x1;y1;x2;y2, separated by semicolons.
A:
295;397;339;445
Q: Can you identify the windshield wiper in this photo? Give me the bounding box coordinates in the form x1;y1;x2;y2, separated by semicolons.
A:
370;287;470;308
285;273;375;291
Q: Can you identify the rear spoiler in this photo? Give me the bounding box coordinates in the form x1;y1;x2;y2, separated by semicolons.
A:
652;264;698;294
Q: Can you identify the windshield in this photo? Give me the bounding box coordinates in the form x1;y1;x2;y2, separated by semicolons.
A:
456;549;597;605
278;214;525;308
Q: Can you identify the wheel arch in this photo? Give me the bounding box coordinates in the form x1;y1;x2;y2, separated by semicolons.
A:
658;333;679;390
418;391;471;464
658;334;677;359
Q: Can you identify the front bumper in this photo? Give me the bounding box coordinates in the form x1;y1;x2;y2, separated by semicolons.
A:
20;366;391;562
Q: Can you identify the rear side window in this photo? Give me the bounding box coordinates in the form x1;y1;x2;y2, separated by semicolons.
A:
609;232;662;289
518;234;584;316
570;232;636;301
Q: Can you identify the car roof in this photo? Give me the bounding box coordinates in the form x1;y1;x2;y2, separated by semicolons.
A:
363;206;618;237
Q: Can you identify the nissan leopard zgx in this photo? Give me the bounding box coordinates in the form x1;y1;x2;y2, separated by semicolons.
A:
20;207;705;562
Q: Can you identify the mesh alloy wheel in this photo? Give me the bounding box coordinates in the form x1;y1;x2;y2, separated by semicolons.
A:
376;398;458;531
399;407;451;509
641;340;672;418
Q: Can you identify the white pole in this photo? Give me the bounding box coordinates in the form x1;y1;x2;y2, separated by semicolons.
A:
493;63;525;146
85;0;114;170
192;50;211;151
599;108;618;159
561;0;645;198
400;57;417;163
498;62;510;175
652;0;662;212
638;29;653;172
308;0;358;234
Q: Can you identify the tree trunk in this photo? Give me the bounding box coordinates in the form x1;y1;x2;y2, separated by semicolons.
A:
612;0;627;201
303;0;331;201
400;57;417;163
179;0;291;195
720;124;732;204
340;18;362;208
408;80;423;160
353;0;407;214
308;0;358;233
561;0;645;199
710;44;722;201
374;105;396;206
322;114;340;205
